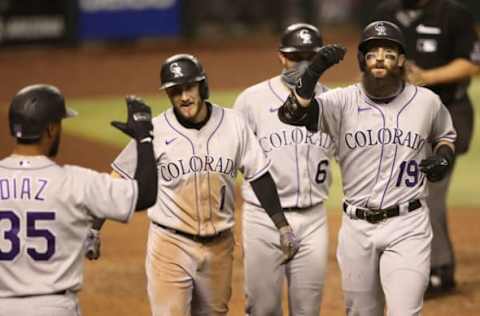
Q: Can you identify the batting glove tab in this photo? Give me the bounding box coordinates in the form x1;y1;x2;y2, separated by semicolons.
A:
111;96;154;143
279;225;300;263
85;228;101;260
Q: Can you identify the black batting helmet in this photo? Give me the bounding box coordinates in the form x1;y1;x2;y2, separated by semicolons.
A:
357;21;406;71
160;54;209;99
9;84;77;140
279;23;323;53
358;21;406;54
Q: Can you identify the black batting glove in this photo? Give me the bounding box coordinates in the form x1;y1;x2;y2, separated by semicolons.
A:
111;96;154;142
419;145;454;182
296;44;346;99
419;155;449;182
279;225;300;264
309;44;347;74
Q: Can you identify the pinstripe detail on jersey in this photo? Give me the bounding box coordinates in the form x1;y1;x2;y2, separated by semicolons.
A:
379;86;418;209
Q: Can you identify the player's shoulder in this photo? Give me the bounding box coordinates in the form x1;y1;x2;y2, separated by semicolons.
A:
318;83;356;98
62;164;100;177
241;77;275;96
410;84;443;107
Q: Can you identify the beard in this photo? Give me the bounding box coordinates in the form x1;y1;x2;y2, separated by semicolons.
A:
48;132;61;157
362;66;405;100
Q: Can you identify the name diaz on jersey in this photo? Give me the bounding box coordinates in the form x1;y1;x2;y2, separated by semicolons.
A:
344;127;426;151
0;177;48;201
158;155;236;182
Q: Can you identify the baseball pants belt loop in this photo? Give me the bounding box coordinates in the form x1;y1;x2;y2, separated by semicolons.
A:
152;221;228;243
343;199;422;224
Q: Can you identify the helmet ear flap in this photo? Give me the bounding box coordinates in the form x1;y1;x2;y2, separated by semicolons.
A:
199;79;209;100
357;50;366;72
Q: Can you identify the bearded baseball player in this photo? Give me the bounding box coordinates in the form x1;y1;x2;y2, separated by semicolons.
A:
279;21;457;315
233;23;334;316
111;54;299;316
0;84;157;315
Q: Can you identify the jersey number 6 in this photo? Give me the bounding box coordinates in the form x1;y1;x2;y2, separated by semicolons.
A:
0;210;56;261
315;159;329;184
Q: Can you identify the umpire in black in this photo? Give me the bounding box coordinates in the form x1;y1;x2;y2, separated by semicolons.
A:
372;0;480;298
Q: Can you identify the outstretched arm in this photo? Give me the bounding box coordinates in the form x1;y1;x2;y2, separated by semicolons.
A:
278;44;346;130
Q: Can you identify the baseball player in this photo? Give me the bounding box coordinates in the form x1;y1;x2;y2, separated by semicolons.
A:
373;0;480;296
0;84;157;316
233;23;334;315
278;21;457;315
110;54;299;316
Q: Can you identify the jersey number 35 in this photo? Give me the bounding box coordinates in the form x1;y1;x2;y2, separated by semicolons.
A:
0;210;56;261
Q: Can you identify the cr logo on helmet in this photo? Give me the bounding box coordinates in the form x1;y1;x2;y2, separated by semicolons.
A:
170;62;184;78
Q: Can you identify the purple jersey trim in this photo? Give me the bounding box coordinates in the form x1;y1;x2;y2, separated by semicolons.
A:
307;145;313;206
0;164;56;171
206;108;225;153
164;113;196;155
268;79;286;103
164;112;200;233
379;87;418;208
362;99;386;208
205;108;225;235
294;143;300;206
244;160;271;182
111;162;134;180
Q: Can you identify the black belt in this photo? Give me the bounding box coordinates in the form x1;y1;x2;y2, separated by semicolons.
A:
152;221;228;243
15;290;67;298
343;199;421;224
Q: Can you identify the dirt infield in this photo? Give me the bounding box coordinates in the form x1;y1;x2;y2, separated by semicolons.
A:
0;29;479;315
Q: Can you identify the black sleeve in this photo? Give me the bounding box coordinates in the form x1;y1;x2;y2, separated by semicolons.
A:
134;141;158;211
448;4;480;63
249;172;289;229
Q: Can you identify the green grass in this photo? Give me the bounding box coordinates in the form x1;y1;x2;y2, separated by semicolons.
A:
64;79;480;208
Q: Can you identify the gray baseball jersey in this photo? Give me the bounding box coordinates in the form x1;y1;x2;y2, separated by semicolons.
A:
234;76;333;316
313;83;456;315
112;103;271;236
0;155;137;298
234;76;334;208
316;83;456;208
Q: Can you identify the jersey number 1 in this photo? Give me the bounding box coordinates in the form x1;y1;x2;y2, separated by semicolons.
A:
0;210;56;261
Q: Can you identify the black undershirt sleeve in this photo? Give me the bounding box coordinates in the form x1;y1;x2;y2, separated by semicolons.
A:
134;141;158;211
249;171;289;229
